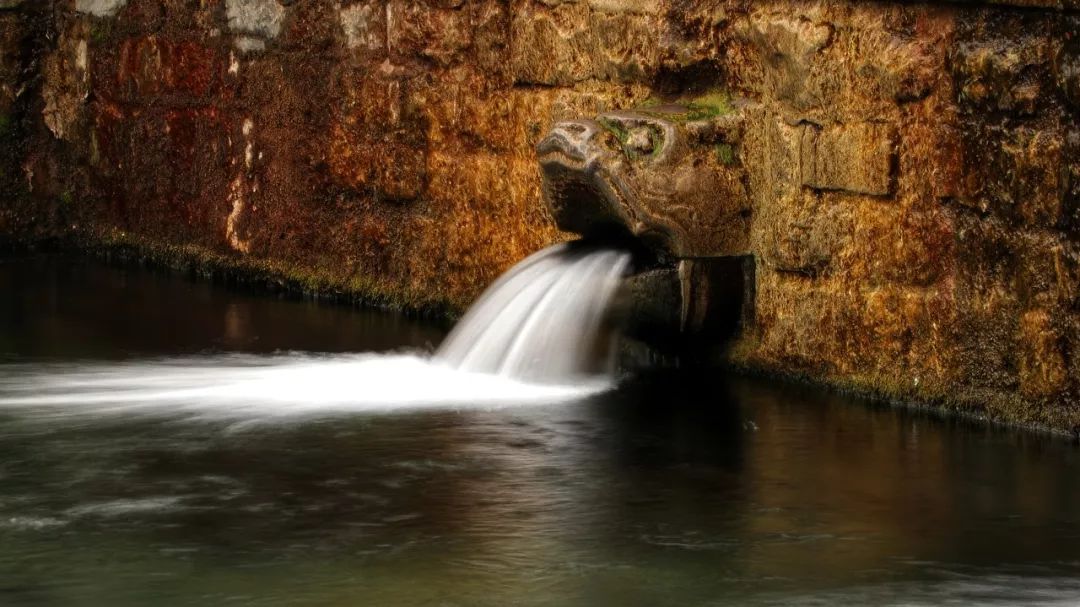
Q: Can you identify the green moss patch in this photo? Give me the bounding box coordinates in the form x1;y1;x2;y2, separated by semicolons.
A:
90;22;113;45
682;91;734;120
638;90;735;123
598;116;630;145
598;117;666;161
715;143;736;165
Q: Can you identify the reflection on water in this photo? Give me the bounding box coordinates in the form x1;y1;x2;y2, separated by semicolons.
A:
0;255;444;360
0;256;1078;606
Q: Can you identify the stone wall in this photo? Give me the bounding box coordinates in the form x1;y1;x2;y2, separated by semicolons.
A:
0;0;669;309
719;3;1080;431
0;1;44;242
1;0;1078;431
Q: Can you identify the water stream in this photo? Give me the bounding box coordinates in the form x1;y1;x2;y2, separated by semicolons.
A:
0;245;629;419
437;244;630;382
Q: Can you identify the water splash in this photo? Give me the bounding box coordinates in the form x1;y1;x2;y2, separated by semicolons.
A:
0;353;609;421
0;244;630;419
437;244;631;382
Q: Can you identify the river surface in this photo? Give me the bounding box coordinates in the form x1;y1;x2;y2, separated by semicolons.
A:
1;255;1079;606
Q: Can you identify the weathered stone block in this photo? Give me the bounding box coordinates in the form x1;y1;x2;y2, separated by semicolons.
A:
957;125;1068;228
0;13;21;117
800;122;895;196
277;1;340;53
899;284;960;389
115;36;223;101
89;100;223;231
735;12;832;109
898;98;965;203
744;111;802;208
510;2;657;86
416;68;519;153
755;272;858;374
734;7;950;123
758;190;852;276
1050;243;1080;309
76;0;128;18
857;33;940;104
1018;308;1068;399
340;1;385;57
1003;128;1066;228
995;231;1080;314
414;150;558;300
1062;129;1080;230
42;29;91;141
511;2;592;86
226;0;285;39
953;35;1054;116
88;100;126;170
847;203;953;287
958;283;1023;391
861;285;929;372
427;150;513;216
587;0;659;13
590;11;658;82
329;75;427;200
470;1;510;80
1056;34;1080;108
388;0;471;67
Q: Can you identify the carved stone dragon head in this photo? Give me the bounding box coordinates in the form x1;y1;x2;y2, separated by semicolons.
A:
537;103;752;260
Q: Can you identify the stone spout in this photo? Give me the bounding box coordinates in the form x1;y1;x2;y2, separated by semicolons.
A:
538;103;754;260
538;102;757;348
536;119;637;242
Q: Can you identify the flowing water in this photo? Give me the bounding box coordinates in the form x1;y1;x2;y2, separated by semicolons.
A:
437;244;630;382
1;255;1079;606
0;245;628;418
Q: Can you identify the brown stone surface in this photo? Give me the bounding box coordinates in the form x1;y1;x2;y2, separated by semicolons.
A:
0;0;1077;432
722;3;1080;431
800;122;896;196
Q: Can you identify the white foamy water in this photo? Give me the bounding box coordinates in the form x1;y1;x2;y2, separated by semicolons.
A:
438;244;631;382
0;244;630;419
0;353;610;420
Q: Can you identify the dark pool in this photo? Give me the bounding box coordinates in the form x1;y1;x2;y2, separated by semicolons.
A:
0;256;1078;606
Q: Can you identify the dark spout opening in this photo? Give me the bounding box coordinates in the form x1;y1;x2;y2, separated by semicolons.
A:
609;255;755;361
567;224;667;275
